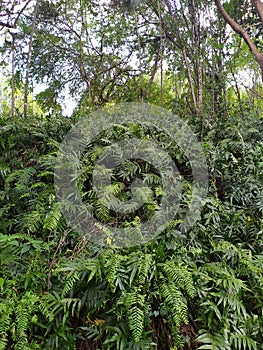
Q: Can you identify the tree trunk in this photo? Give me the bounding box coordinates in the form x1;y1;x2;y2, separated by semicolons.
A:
11;34;15;117
215;0;263;82
252;0;263;24
23;1;38;117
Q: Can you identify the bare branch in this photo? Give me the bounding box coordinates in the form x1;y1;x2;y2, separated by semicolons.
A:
0;21;15;29
0;0;32;29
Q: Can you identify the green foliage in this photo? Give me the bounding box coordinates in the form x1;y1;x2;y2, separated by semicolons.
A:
1;0;263;349
123;289;146;343
0;64;263;350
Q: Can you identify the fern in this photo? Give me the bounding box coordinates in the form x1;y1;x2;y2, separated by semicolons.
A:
0;298;14;350
127;252;153;287
160;282;188;326
14;292;39;350
197;330;231;350
125;289;145;343
231;331;258;350
22;210;43;233
63;298;82;318
137;253;153;286
162;261;196;298
61;271;79;298
101;249;126;292
39;295;55;322
43;202;62;231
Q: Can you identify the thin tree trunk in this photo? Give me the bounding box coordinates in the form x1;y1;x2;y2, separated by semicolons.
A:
211;48;215;120
182;47;198;112
79;2;93;108
11;34;15;117
23;0;38;117
190;0;204;117
146;48;160;99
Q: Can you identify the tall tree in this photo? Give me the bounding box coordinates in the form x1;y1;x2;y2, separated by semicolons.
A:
27;0;164;111
215;0;263;81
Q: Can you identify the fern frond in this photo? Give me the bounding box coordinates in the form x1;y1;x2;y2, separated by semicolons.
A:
160;282;188;326
43;202;62;231
196;330;231;350
125;289;145;343
62;271;79;298
162;261;195;298
126;251;153;286
94;201;111;223
63;298;82;318
138;253;153;286
22;210;43;233
0;299;14;350
39;295;54;322
231;331;258;350
14;292;38;350
101;250;125;292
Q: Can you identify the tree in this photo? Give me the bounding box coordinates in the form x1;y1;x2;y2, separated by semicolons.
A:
215;0;263;81
27;0;152;110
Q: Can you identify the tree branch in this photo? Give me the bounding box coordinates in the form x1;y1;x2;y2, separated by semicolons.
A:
215;0;259;57
215;0;263;80
0;21;14;29
0;0;32;29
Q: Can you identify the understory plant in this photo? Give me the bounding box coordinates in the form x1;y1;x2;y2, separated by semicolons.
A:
0;111;262;349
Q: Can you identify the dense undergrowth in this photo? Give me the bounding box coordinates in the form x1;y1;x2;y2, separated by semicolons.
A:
0;110;262;349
